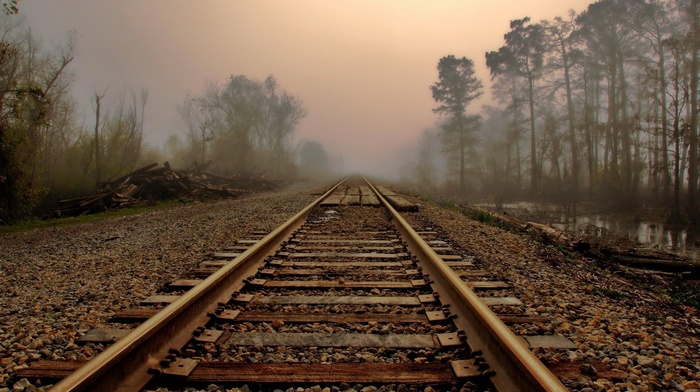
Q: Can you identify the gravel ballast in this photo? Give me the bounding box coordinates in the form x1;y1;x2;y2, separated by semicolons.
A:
406;200;700;392
0;188;315;390
2;185;700;391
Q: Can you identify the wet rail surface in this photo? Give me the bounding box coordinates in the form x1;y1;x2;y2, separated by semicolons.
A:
20;178;575;391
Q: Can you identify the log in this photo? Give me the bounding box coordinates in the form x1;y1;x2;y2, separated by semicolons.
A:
106;162;158;185
613;255;700;275
467;206;698;276
490;211;527;229
526;221;568;244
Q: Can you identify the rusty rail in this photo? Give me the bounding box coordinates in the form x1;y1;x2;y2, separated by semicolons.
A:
51;179;347;392
366;179;568;392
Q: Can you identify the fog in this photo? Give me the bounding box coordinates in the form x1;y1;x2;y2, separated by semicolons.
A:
19;0;591;178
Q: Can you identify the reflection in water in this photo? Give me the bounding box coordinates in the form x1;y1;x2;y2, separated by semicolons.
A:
475;202;700;260
556;216;699;260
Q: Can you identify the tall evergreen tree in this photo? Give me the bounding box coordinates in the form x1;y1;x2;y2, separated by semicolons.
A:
430;55;483;194
486;17;546;193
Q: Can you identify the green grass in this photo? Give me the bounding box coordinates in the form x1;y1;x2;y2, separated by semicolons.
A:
439;199;459;211
670;282;700;310
594;287;627;300
461;209;498;227
0;199;186;235
471;210;495;225
553;244;566;253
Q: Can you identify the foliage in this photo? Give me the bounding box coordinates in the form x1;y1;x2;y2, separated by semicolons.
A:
97;89;148;182
430;55;483;195
431;55;483;117
470;210;495;225
2;0;18;15
412;129;444;192
298;140;332;179
0;18;75;221
594;287;628;300
0;16;150;222
486;17;545;80
402;0;700;229
487;17;546;193
178;75;305;178
670;281;700;309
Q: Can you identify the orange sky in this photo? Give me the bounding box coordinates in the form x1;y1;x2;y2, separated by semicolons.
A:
21;0;593;177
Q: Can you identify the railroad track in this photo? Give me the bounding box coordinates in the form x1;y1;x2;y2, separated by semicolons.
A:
20;178;575;391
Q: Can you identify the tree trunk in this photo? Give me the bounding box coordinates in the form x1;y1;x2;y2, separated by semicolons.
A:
583;67;595;193
561;39;578;198
513;101;522;190
94;93;102;185
688;0;700;222
658;36;671;204
607;46;620;185
459;123;465;195
618;51;632;194
671;116;681;223
528;76;538;193
516;133;522;190
594;77;601;183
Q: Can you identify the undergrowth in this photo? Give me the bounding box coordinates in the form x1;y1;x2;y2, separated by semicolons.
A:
439;199;459;211
470;210;495;225
594;287;628;300
0;199;186;234
670;280;700;310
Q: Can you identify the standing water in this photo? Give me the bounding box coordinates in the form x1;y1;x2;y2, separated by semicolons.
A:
475;202;700;261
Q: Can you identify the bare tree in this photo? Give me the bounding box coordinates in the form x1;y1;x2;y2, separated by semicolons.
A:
179;75;305;177
92;89;106;183
543;12;582;198
677;0;700;221
0;17;75;220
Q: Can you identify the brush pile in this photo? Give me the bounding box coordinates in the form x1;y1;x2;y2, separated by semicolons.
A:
56;162;282;217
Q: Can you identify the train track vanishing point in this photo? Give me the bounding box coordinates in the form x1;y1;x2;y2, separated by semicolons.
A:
24;177;570;391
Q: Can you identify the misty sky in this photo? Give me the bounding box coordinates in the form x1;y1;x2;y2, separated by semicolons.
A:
20;0;592;177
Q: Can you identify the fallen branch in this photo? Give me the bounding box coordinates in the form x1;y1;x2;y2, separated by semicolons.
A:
55;163;284;217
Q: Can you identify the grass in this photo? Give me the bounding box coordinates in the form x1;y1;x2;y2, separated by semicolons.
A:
0;199;186;235
553;244;566;253
594;287;628;300
439;199;459;211
670;281;700;310
471;210;495;225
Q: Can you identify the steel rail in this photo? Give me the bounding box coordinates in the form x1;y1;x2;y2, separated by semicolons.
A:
51;179;347;392
366;179;568;392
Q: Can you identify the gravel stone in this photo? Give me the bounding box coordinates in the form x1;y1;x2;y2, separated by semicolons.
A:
7;185;697;391
0;188;315;389
403;196;700;391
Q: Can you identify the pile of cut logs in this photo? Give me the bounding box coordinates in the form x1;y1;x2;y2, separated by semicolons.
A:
56;162;282;217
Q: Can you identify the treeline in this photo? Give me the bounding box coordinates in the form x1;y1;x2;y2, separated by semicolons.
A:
412;0;700;224
170;75;305;178
0;14;311;223
0;15;157;222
